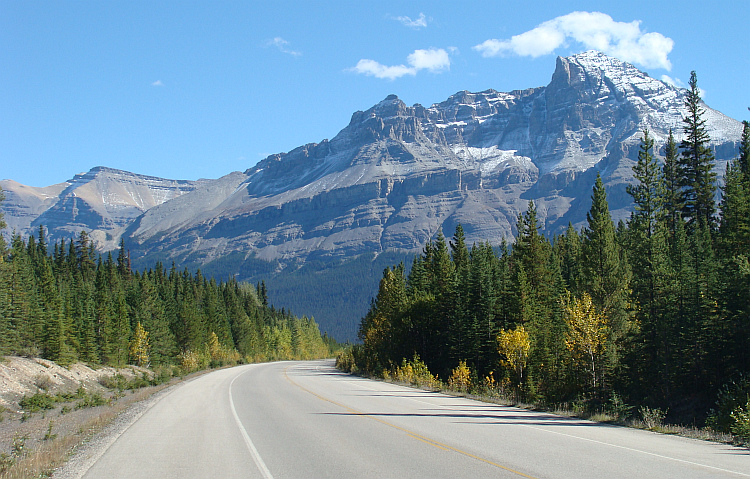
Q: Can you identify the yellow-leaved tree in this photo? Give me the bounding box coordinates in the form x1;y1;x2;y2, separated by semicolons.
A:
562;291;608;391
448;360;472;393
129;322;150;368
208;331;221;361
497;325;530;390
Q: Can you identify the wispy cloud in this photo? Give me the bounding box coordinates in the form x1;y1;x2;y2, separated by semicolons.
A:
473;11;674;70
662;75;706;97
267;37;302;57
151;80;164;87
350;48;450;80
660;75;683;88
393;12;428;29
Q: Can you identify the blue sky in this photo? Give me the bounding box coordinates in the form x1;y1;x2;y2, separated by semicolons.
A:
2;1;748;187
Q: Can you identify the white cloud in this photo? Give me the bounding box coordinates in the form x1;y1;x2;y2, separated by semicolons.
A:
393;12;428;29
660;75;683;88
407;48;450;71
473;11;674;70
267;37;302;57
350;48;450;80
151;80;164;87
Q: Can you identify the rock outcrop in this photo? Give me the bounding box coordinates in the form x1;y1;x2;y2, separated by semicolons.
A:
2;51;743;271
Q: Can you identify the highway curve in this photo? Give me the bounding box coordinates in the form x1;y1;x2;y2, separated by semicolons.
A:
79;360;750;478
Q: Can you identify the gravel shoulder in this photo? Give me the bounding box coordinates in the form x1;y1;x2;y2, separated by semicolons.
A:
50;379;185;479
0;356;197;478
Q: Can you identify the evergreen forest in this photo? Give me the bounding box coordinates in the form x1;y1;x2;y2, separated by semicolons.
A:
350;73;750;430
0;218;336;370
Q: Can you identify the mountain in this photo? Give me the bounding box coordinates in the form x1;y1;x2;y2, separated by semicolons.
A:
1;167;203;249
124;51;742;265
1;51;744;339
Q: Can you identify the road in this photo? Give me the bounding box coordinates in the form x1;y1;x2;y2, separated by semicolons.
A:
80;360;750;478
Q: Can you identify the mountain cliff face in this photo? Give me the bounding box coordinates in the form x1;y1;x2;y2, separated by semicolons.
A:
123;51;742;270
1;51;743;338
1;167;202;249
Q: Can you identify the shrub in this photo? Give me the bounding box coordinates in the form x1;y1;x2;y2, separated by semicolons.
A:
43;421;57;441
392;355;440;389
34;373;54;391
178;349;205;373
639;406;667;430
19;393;55;413
0;453;14;473
11;434;27;457
707;375;750;433
730;400;750;443
99;373;128;390
448;360;472;393
607;392;634;422
152;366;173;385
76;392;107;409
335;348;357;373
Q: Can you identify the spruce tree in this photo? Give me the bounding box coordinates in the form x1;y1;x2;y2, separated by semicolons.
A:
627;129;665;239
511;201;565;398
0;186;6;256
468;241;500;375
581;174;631;390
717;124;750;375
554;223;583;296
739;120;750;177
678;71;717;230
429;231;456;374
449;224;473;366
662;129;682;242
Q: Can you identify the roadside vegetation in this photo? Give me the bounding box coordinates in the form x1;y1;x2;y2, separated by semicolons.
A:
0;205;340;370
342;77;750;446
0;367;181;479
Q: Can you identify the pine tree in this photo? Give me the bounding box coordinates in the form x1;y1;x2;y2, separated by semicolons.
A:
627;129;665;239
468;241;500;375
717;122;750;376
429;232;456;374
511;201;565;398
678;71;717;230
358;264;408;372
662;129;682;243
739;120;750;177
581;174;631;390
554;224;583;295
449;224;473;365
627;130;671;366
133;273;176;365
0;186;6;256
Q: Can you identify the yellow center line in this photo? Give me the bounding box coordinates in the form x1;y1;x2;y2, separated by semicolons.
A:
283;365;537;479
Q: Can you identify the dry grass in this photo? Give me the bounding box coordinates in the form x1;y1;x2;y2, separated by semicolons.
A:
0;384;171;479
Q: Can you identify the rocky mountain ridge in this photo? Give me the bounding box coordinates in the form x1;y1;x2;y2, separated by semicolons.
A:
1;167;203;250
3;52;743;260
121;51;742;268
1;51;744;338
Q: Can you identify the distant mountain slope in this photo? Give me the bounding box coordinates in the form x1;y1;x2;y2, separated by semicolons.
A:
1;167;202;249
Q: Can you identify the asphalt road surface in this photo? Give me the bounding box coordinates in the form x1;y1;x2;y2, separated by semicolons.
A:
80;360;750;478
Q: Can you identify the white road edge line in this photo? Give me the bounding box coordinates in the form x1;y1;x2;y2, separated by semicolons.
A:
522;424;750;478
327;363;749;477
229;370;275;479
